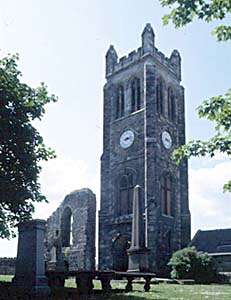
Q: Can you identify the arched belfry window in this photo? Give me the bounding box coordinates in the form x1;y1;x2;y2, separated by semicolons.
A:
61;207;73;247
116;85;125;119
168;87;175;122
161;175;172;216
117;172;134;216
156;78;164;115
131;78;141;112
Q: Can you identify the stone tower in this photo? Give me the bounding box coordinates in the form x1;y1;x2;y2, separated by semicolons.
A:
99;24;190;275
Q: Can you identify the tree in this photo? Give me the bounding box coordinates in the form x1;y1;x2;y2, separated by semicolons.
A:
0;54;57;239
159;0;231;192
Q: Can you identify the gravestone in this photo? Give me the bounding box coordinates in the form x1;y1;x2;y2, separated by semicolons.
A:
12;219;50;298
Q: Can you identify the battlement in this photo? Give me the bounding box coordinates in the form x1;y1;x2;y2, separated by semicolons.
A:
106;24;181;81
114;47;143;73
112;46;176;76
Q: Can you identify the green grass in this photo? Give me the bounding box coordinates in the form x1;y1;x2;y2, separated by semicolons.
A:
1;275;231;299
0;275;13;282
65;279;231;300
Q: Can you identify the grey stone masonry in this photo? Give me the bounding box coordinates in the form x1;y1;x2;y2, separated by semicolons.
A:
45;188;96;271
99;24;191;276
12;219;50;298
0;257;15;275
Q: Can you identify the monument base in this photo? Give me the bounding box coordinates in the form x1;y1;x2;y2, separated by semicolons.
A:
47;260;68;272
12;275;51;299
127;247;150;273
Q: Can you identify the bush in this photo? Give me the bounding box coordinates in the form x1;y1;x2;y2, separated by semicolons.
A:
168;247;217;283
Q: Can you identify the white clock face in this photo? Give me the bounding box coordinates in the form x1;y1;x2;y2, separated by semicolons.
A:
162;131;172;149
120;130;135;149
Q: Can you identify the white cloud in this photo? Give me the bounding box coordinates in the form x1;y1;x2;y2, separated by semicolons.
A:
189;160;231;237
34;155;99;219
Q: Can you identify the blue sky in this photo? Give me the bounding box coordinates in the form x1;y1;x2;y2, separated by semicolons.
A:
0;0;230;257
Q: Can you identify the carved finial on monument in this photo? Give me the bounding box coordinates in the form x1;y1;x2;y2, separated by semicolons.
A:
127;185;150;272
106;45;118;77
142;23;155;55
170;49;181;81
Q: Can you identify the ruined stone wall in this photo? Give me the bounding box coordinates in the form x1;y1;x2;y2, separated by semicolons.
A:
45;188;96;271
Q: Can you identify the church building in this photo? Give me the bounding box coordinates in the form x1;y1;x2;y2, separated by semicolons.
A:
99;24;191;275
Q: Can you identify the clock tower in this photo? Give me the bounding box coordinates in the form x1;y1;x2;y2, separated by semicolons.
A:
99;24;191;275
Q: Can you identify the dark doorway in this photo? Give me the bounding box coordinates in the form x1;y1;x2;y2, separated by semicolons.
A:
112;234;130;271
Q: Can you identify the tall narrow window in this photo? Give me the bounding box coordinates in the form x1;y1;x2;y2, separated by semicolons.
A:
118;173;134;216
156;78;164;115
70;214;73;246
131;78;141;113
116;85;125;119
168;87;175;122
161;175;172;216
61;207;73;247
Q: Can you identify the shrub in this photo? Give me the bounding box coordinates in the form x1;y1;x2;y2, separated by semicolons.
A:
168;247;217;283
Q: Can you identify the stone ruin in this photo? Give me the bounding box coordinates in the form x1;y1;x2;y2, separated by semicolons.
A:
45;188;96;271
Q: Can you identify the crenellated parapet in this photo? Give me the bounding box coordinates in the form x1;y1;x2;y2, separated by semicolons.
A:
105;24;182;81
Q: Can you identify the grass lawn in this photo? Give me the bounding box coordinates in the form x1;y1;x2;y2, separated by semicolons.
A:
65;278;231;300
1;275;231;299
0;275;13;282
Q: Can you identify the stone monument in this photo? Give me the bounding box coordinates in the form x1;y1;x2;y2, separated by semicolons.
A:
127;185;150;272
12;219;50;298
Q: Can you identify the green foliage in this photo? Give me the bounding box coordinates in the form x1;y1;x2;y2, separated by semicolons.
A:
160;0;231;41
0;54;57;238
168;247;217;283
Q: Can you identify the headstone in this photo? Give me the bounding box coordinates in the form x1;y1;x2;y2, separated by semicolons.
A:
127;185;150;272
12;219;50;298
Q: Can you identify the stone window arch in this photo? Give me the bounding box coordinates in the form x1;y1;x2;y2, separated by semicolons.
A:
160;174;172;216
131;77;141;112
116;85;125;119
167;87;175;122
117;172;134;216
60;206;73;247
156;78;164;115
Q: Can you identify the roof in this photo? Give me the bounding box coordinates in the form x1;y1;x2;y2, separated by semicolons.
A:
190;229;231;253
